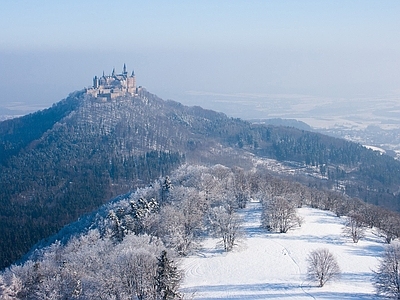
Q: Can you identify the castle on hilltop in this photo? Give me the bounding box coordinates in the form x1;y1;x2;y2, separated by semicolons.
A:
87;64;139;101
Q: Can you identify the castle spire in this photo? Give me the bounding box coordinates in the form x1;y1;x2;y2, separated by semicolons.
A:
112;68;115;76
123;63;127;75
131;69;135;76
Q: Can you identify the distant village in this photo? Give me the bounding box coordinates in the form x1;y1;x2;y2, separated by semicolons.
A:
87;64;142;101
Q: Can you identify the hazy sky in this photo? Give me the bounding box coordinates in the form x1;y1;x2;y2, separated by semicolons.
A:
1;0;400;119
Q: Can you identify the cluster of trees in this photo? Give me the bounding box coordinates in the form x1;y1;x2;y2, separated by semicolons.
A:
263;127;400;208
0;149;183;270
0;233;182;299
0;163;252;298
101;164;249;255
258;174;400;245
2;160;400;297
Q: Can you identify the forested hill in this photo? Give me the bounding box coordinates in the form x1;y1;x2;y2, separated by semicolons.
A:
0;93;81;165
1;88;400;269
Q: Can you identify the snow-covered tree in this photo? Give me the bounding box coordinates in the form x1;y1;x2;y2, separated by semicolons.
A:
108;209;127;242
109;235;165;299
117;249;156;299
155;250;182;299
231;167;250;209
128;197;159;235
325;191;347;217
374;244;400;299
157;206;189;255
157;188;206;255
0;272;22;300
306;248;341;287
309;188;326;209
209;206;242;252
161;175;173;203
13;261;44;299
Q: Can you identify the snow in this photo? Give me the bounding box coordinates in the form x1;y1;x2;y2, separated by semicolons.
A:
363;145;386;154
181;201;385;299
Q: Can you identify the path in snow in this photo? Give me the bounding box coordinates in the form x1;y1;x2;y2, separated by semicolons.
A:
181;201;386;299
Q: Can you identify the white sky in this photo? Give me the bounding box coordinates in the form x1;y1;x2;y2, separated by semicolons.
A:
1;0;400;118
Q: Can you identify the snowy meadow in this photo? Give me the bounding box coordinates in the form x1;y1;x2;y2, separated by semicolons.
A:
181;201;385;299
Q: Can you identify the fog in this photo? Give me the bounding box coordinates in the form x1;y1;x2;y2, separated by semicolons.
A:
1;1;400;130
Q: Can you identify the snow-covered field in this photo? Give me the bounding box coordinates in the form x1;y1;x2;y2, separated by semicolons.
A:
181;202;386;299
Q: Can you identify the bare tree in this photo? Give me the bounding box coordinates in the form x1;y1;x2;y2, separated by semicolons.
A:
306;248;341;287
374;244;400;299
343;212;365;243
262;197;301;233
358;203;380;229
326;191;348;217
377;212;400;244
309;188;326;210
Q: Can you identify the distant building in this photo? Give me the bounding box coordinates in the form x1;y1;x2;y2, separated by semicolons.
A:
87;64;138;101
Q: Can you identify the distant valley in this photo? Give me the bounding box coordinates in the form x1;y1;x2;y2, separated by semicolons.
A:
182;90;400;159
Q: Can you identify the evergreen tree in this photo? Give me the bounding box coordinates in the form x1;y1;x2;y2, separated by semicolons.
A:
155;250;182;300
162;176;173;203
107;210;126;243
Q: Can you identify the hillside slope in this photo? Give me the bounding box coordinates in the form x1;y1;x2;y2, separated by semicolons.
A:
0;89;258;269
1;88;400;269
181;202;384;299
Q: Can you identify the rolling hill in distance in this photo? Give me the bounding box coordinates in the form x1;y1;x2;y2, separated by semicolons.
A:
1;77;400;271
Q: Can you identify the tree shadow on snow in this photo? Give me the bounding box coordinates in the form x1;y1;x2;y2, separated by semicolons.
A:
340;272;374;283
345;243;385;258
243;225;268;238
268;233;346;246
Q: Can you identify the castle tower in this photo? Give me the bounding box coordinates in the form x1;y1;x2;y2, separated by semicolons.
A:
123;63;127;75
126;69;136;94
93;76;99;89
112;68;115;76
